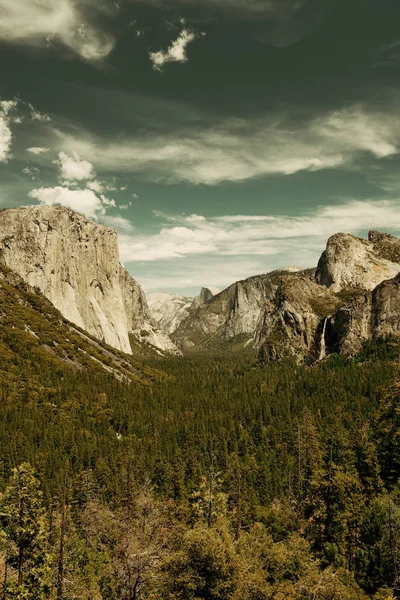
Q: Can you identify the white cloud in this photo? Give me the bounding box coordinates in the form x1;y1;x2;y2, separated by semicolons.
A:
57;151;96;182
0;115;13;163
0;99;18;163
120;201;132;210
0;0;115;62
28;186;105;217
55;104;400;185
149;28;204;71
100;194;116;208
86;179;105;193
27;146;51;155
118;199;400;263
100;214;134;231
22;166;40;181
29;103;51;122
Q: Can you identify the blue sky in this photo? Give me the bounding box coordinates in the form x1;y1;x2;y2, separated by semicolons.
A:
1;0;400;295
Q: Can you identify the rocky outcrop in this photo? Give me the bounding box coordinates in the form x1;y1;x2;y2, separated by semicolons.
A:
327;273;400;357
0;206;177;355
316;231;400;292
256;274;340;364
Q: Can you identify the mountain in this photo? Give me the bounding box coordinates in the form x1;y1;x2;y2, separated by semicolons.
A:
190;286;221;310
147;292;193;334
172;231;400;362
326;272;400;357
172;272;288;351
0;206;398;365
147;286;220;335
0;206;178;356
316;230;400;292
0;262;163;383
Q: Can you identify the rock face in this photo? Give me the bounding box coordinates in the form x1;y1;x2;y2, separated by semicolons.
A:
173;231;400;362
173;277;268;350
147;287;221;336
173;272;315;351
119;267;179;353
147;292;193;335
256;274;340;364
328;273;400;357
316;231;400;292
0;206;177;355
191;287;220;310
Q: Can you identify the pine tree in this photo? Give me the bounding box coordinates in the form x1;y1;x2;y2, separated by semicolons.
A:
0;463;51;598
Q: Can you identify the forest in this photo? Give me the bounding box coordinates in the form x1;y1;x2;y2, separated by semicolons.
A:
0;330;399;599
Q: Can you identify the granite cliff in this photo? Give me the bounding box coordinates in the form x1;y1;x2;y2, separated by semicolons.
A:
170;231;400;362
0;206;177;355
316;230;400;292
147;287;220;335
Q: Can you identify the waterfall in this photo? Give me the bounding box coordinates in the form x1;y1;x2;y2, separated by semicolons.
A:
319;317;328;361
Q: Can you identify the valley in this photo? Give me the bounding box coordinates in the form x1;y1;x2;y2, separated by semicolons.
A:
0;206;399;598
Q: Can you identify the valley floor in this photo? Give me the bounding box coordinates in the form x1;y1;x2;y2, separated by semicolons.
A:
0;340;399;598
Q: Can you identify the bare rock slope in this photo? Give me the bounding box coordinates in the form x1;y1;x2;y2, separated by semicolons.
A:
172;231;400;362
316;231;400;292
147;287;220;336
0;206;177;355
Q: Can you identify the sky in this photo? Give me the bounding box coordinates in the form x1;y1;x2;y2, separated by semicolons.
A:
1;0;400;296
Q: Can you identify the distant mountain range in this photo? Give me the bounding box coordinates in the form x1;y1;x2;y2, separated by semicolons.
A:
0;205;399;368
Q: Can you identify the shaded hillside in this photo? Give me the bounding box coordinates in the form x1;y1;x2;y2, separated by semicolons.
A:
0;263;164;385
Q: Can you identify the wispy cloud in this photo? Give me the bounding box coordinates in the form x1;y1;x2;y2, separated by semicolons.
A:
29;103;51;123
22;166;40;181
139;0;332;46
149;28;205;71
119;199;400;263
374;39;400;68
0;0;115;62
53;103;400;184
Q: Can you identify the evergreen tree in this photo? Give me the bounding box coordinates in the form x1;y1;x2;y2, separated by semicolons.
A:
0;463;50;598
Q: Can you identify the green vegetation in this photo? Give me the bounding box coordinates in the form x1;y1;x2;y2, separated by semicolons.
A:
0;325;399;597
0;264;165;385
0;270;400;598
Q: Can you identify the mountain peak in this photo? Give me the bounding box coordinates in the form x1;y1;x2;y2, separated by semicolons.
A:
316;231;400;292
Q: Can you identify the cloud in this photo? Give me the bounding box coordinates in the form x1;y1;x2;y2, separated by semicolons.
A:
149;28;204;71
139;0;332;47
100;214;134;231
22;166;40;181
54;104;400;185
118;199;400;263
374;40;400;68
57;151;96;182
0;0;115;62
86;179;104;193
28;186;107;218
27;146;51;155
29;103;51;122
0;99;18;163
